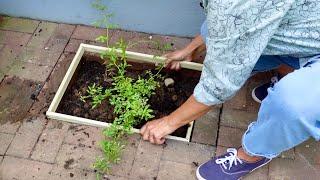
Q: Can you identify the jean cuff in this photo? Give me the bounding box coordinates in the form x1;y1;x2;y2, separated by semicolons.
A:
241;122;279;159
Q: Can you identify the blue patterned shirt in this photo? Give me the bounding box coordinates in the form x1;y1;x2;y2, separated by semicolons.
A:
195;0;320;105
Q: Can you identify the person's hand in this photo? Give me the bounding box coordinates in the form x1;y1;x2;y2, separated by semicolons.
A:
163;49;193;71
140;116;178;145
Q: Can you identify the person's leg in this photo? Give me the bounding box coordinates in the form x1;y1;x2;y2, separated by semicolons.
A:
251;55;300;103
196;57;320;180
242;59;320;158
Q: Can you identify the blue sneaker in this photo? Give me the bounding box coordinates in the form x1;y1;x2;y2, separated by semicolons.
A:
252;76;279;103
196;148;271;180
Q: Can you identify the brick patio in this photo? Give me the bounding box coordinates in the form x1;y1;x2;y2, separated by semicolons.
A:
0;16;319;180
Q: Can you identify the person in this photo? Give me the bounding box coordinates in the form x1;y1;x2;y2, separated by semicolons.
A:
140;0;320;179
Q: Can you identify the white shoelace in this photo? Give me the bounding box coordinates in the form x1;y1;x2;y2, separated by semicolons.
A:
215;148;243;170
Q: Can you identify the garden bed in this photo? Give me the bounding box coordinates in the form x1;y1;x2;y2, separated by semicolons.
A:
46;44;203;141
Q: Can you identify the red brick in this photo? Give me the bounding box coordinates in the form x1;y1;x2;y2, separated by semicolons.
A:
6;116;47;158
31;120;70;163
0;156;53;179
217;126;245;147
71;25;107;41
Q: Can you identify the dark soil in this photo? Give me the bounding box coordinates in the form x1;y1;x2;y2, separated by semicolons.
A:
57;55;201;138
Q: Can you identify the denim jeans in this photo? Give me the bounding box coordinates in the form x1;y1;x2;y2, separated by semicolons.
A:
243;55;320;158
201;20;320;158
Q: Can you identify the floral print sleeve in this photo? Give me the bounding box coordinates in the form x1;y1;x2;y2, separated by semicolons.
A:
194;0;320;105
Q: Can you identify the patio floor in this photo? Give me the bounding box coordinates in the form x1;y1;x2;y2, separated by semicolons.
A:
0;16;319;180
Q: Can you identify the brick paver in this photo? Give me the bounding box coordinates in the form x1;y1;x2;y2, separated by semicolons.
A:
110;134;140;177
191;107;220;145
217;126;245;147
6;116;47;158
49;165;96;180
220;108;257;130
130;140;163;179
0;156;53;179
56;143;101;170
0;16;40;33
0;133;14;155
0;17;317;180
7;61;52;82
157;160;195;180
64;125;104;148
0;121;21;136
269;156;320;179
31;120;69;163
71;25;107;41
162;140;215;165
296;139;320;165
0;30;31;46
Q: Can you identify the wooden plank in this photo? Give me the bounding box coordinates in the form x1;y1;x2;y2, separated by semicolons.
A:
47;45;84;112
81;43;203;71
47;111;189;142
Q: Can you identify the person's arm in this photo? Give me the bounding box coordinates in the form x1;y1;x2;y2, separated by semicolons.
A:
140;95;211;144
165;35;205;70
193;0;295;105
141;0;295;144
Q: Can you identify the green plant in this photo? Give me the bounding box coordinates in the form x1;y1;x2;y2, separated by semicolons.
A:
83;37;164;176
87;0;167;178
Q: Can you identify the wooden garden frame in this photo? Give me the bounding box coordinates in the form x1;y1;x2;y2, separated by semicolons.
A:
46;43;203;142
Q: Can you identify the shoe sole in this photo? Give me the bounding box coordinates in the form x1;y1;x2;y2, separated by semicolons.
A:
251;87;262;104
196;159;272;180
